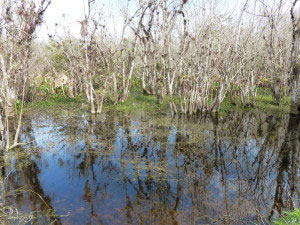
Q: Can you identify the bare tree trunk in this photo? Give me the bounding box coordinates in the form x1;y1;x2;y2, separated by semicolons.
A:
156;79;164;104
112;72;117;95
0;113;3;148
89;79;96;114
230;89;237;105
290;2;300;115
290;67;300;115
0;53;16;117
96;94;104;114
68;79;75;98
12;77;26;148
272;79;281;105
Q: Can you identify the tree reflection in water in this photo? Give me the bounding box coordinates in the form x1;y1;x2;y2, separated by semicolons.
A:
0;110;299;225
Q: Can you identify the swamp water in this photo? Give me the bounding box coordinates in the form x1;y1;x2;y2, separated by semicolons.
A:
0;109;299;225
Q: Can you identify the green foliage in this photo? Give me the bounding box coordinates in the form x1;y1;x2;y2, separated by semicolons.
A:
131;78;143;92
26;96;83;110
25;87;289;116
156;62;162;71
15;99;22;112
219;87;290;116
38;81;51;97
52;53;67;72
259;77;272;86
35;79;70;99
255;88;290;112
46;40;69;73
273;208;300;225
104;93;170;113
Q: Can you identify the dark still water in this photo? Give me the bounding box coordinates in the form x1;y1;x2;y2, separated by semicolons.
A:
0;110;299;225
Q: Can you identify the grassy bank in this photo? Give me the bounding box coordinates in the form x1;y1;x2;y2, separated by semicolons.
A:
220;88;290;115
24;88;290;115
25;96;84;110
105;88;290;115
273;208;300;225
103;93;171;113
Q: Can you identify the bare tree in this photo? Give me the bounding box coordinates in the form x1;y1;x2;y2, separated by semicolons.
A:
14;0;297;116
0;0;51;150
290;0;300;115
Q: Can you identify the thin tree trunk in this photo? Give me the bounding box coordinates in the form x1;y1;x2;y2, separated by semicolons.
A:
290;6;300;115
68;80;75;98
13;77;26;147
0;113;3;147
89;79;96;114
0;53;15;117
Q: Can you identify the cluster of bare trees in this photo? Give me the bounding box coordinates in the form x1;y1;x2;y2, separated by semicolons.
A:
0;0;299;145
35;0;298;115
0;0;51;150
135;0;299;114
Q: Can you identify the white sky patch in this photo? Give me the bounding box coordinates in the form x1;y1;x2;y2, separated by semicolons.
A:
37;0;300;41
38;0;125;40
38;0;84;39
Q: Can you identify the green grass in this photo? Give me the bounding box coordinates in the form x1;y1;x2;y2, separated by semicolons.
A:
273;208;300;225
25;88;290;115
25;96;83;109
103;92;171;113
219;88;290;116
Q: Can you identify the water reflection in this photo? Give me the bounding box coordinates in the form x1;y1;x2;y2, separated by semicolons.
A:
0;110;299;224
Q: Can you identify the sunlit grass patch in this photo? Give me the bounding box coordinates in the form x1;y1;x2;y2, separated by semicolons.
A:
273;208;300;225
104;92;171;113
25;88;290;115
219;88;290;115
26;96;83;109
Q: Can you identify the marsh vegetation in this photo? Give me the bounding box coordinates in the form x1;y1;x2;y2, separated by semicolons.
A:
0;0;300;224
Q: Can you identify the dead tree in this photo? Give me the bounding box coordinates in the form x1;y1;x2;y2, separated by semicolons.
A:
290;0;300;116
0;0;51;150
0;0;51;117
